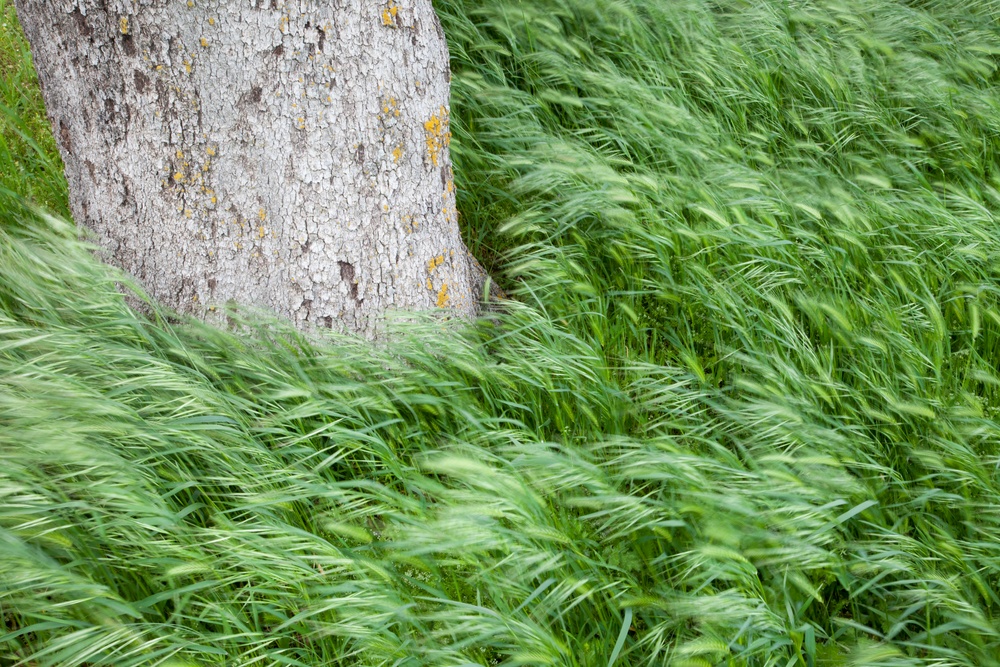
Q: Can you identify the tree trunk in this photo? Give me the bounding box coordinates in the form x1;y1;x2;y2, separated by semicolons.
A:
15;0;483;337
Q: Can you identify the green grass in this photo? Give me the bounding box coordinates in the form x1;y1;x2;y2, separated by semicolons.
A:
0;0;67;217
5;0;1000;664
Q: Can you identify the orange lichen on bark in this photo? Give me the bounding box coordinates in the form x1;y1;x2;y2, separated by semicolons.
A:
423;107;451;167
436;283;449;307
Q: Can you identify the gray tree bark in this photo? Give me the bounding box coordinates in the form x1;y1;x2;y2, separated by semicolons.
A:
16;0;484;337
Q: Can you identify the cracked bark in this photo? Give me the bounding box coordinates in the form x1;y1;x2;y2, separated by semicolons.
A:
16;0;487;337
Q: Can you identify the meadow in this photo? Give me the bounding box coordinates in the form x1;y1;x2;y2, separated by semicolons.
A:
4;0;1000;664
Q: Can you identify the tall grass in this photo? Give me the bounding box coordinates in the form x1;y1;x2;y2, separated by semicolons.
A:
4;0;1000;664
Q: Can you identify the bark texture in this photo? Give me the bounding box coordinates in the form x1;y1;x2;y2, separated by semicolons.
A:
16;0;482;336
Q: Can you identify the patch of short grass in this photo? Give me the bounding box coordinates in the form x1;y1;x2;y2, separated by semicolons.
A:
0;0;67;217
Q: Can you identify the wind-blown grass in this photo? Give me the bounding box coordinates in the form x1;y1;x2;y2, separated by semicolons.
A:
4;0;1000;665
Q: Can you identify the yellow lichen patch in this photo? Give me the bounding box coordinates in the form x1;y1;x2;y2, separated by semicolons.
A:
381;96;400;119
208;17;216;25
426;278;432;290
436;283;449;307
427;254;445;273
423;107;451;167
200;37;209;47
381;3;398;26
392;146;403;163
206;146;216;157
258;226;266;239
119;17;129;34
258;209;267;221
173;172;184;183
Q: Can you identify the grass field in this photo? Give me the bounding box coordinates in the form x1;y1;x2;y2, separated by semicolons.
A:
5;0;1000;664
